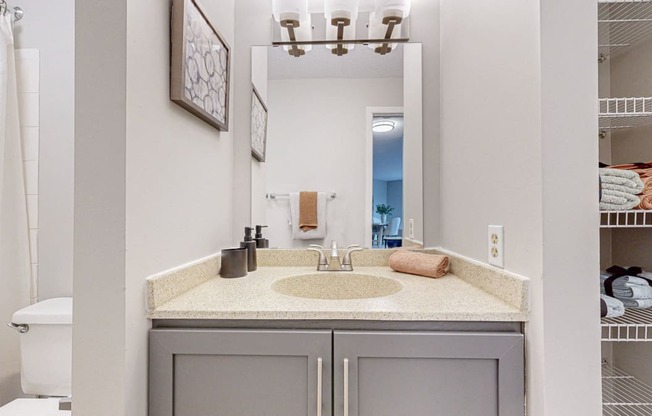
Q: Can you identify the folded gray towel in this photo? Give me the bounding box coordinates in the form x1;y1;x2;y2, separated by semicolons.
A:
600;168;644;194
600;189;640;211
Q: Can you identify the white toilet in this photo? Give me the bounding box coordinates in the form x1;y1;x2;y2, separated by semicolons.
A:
0;298;72;415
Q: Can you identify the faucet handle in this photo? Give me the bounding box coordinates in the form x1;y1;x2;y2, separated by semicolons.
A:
307;247;328;266
309;244;324;250
342;246;364;267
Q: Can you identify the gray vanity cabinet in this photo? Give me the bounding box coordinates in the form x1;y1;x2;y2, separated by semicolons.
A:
149;328;524;416
333;331;524;416
149;329;332;416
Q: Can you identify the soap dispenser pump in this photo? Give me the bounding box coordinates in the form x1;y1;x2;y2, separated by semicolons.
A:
255;225;269;248
240;226;257;271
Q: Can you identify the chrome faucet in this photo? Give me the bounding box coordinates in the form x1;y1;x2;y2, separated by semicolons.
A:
307;241;363;271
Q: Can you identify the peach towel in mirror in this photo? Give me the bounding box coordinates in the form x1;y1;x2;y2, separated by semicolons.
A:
389;251;450;278
299;191;318;231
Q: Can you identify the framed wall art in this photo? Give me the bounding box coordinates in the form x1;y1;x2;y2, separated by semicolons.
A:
251;86;268;162
171;0;230;131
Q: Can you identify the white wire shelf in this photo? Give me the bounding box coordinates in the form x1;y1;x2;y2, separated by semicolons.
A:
600;97;652;132
601;210;652;228
599;0;652;60
603;363;652;415
603;309;652;341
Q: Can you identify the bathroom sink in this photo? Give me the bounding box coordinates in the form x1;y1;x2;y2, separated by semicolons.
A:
271;273;402;300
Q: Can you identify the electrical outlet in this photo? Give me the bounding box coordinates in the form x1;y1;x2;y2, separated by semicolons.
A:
488;225;504;268
408;219;415;239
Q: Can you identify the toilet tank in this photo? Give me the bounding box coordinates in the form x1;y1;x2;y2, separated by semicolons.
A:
11;298;72;396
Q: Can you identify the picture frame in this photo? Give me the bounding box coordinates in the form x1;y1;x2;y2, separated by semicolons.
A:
251;86;268;162
170;0;230;131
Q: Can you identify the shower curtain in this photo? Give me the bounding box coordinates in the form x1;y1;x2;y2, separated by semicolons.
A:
0;12;32;404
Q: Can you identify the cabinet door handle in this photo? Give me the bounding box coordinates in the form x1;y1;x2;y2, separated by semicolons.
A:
317;357;323;416
343;358;349;416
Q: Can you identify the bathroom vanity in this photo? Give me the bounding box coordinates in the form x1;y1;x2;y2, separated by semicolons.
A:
147;249;528;416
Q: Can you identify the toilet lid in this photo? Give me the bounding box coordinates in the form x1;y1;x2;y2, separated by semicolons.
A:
0;399;68;416
12;298;72;325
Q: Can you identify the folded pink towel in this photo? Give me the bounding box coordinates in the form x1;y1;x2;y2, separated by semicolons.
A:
389;251;450;278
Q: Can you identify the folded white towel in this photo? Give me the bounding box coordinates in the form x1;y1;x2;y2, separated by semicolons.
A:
601;182;643;195
289;192;327;240
622;298;652;308
600;189;640;211
600;168;644;194
601;295;626;318
600;273;651;288
600;273;652;299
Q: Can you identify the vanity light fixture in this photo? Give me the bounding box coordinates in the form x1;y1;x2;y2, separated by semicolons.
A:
324;0;359;56
272;0;313;57
272;0;411;57
372;120;395;133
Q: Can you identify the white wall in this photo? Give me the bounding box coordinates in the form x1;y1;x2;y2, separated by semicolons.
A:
440;0;602;415
387;180;403;226
73;0;127;414
124;1;235;416
251;46;268;227
402;43;423;243
233;0;273;240
540;0;602;413
373;179;387;209
74;0;235;415
265;77;402;248
12;0;75;300
409;1;440;247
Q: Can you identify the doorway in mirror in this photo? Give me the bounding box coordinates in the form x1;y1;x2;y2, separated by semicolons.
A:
372;115;404;249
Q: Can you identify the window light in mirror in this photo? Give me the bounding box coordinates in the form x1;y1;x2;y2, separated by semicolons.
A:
373;121;395;133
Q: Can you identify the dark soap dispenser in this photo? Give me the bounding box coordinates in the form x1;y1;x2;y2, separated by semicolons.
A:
240;226;257;272
255;225;269;248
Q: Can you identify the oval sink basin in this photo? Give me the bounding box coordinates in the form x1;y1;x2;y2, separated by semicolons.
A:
272;273;402;300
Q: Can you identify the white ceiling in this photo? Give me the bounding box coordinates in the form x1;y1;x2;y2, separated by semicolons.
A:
267;39;404;80
373;116;404;182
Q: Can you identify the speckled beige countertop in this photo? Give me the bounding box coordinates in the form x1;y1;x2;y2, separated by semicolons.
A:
148;253;529;321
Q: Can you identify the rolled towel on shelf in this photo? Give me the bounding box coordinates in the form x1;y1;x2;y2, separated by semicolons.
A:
599;168;644;194
389;250;449;279
638;194;652;210
600;189;640;211
621;298;652;309
601;295;625;318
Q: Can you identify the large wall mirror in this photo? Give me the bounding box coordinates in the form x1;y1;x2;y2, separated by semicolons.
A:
250;43;423;249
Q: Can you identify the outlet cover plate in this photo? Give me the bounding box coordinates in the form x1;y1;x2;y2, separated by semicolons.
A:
488;225;504;269
408;219;415;239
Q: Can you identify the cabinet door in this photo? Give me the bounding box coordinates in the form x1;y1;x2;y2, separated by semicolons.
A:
150;329;332;416
333;331;524;416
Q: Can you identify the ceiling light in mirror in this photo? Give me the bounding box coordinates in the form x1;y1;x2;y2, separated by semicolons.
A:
373;120;395;133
